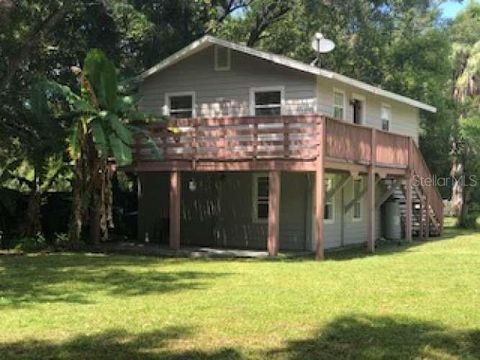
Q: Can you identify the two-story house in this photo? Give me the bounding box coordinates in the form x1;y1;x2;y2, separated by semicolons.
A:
132;36;443;260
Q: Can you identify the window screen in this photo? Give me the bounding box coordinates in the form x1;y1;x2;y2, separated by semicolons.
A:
254;91;281;116
168;95;193;118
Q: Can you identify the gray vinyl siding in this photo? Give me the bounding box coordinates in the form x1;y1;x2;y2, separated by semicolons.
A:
323;174;343;249
139;45;317;117
342;175;368;246
316;174;390;250
316;78;421;141
138;171;309;250
139;171;397;251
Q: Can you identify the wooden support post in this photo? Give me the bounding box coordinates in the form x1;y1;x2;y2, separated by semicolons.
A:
367;129;376;253
405;176;413;242
169;171;181;250
405;138;413;242
268;171;281;256
419;197;424;240
315;117;325;261
367;167;376;253
425;193;430;240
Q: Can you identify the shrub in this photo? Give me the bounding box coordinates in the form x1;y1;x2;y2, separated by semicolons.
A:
457;212;480;229
53;232;71;250
14;233;48;252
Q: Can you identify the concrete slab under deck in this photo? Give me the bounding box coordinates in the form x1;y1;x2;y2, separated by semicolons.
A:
93;242;312;259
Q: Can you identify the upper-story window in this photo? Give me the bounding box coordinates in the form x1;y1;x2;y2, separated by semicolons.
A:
165;92;195;118
324;177;335;223
250;87;284;116
381;103;391;131
214;45;231;71
333;89;346;120
253;174;269;222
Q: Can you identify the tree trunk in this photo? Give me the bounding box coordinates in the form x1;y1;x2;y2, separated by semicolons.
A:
449;111;466;217
68;130;90;248
23;166;42;237
68;157;85;247
450;157;464;217
89;154;102;246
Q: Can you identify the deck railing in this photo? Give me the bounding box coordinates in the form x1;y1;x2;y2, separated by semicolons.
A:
411;141;444;229
136;115;321;161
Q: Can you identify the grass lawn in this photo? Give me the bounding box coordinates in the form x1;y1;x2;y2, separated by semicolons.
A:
1;222;480;359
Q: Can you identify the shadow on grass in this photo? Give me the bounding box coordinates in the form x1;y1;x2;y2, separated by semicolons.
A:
1;314;478;359
0;253;232;308
267;314;480;359
0;326;244;360
313;224;478;263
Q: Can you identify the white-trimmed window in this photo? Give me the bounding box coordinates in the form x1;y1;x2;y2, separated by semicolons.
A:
214;45;231;71
381;103;392;131
353;178;363;221
333;89;346;120
253;174;269;222
250;87;284;116
165;92;195;118
324;177;335;223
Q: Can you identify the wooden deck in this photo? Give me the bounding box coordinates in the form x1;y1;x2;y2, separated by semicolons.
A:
134;115;410;173
132;114;444;259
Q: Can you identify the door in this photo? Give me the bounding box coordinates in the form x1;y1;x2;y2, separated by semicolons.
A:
352;95;365;125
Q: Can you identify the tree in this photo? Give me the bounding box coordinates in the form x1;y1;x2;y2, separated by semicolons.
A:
448;1;480;225
39;49;163;245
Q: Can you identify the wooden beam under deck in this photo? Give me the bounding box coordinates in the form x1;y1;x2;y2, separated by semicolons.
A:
133;159;407;178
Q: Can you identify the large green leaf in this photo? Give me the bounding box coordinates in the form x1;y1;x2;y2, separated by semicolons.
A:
130;126;162;160
42;80;95;114
109;134;132;166
91;119;108;157
84;49;118;111
108;113;133;145
115;95;137;113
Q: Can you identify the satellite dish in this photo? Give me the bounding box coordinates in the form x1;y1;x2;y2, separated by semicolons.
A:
311;32;335;68
311;32;335;53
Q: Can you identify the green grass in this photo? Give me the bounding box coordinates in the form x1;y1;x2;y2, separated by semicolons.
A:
1;223;479;359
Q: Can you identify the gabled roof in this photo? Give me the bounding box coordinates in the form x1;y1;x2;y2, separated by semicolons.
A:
140;35;436;113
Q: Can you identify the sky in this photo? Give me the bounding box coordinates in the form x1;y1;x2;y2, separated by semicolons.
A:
439;0;470;18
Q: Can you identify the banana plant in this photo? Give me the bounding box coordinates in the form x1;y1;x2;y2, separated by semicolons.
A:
40;49;163;245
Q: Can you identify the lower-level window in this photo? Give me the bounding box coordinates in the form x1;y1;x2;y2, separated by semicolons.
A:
324;177;335;223
253;174;269;222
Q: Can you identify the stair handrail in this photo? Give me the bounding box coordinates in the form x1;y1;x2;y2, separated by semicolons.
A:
410;139;444;229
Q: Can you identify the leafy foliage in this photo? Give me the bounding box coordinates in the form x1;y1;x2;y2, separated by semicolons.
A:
1;0;479;235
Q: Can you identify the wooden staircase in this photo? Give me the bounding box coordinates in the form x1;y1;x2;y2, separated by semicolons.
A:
388;184;442;238
379;139;443;239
